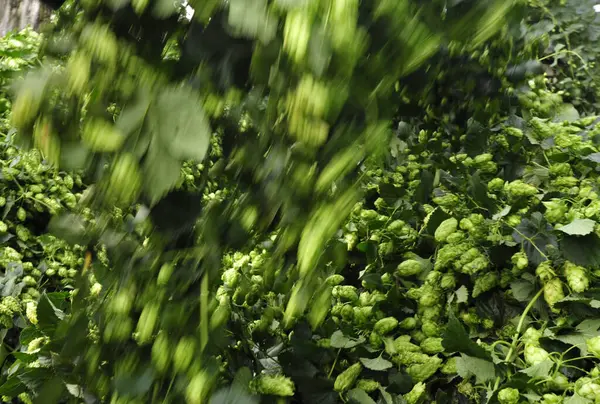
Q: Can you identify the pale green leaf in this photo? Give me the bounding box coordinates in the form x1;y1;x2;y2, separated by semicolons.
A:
330;331;365;349
558;219;597;236
492;205;512;220
520;359;553;378
552;333;588;356
455;285;469;304
564;394;592;404
553;103;580;122
359;357;393;371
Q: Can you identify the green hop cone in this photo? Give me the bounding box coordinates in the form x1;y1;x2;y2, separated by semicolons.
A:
151;333;171;373
498;388;520;404
406;356;442;382
334;363;362;392
586;336;600;359
404;382;426;404
255;374;295;396
540;393;563;404
173;336;196;373
326;274;345;286
511;251;528;270
397;259;423;276
543;278;565;311
524;344;550;366
564;261;589;293
575;377;600;400
536;261;555;283
356;379;380;393
420;337;444;354
441;357;457;374
434;218;458;243
373;317;399;335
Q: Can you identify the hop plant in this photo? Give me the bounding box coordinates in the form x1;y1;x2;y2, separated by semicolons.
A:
586;336;600;359
254;374;295;397
564;262;589;293
26;301;38;325
498;388;520;404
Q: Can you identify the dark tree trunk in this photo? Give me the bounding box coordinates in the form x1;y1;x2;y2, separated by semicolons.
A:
0;0;52;36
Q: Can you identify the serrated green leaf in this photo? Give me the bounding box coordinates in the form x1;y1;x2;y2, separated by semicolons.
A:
0;377;26;396
553;103;580;122
553;334;588;356
513;213;557;265
116;93;151;137
152;85;211;161
492;205;512;220
359;357;393;371
347;388;377;404
558;219;596;236
37;293;65;334
520;359;553;378
142;137;182;205
442;312;490;360
564;393;592;404
561;234;600;268
576;319;600;335
455;285;469;303
455;354;496;384
330;331;365;349
510;279;535;302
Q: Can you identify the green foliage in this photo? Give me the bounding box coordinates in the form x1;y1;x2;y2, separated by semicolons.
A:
3;0;600;404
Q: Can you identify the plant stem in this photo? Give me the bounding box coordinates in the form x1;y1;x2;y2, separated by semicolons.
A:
328;348;341;379
505;287;545;363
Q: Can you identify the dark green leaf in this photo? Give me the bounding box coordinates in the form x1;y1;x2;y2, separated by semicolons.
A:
142;138;182;205
469;172;494;210
47;213;93;246
0;377;26;396
347;388;377;404
153;86;211;161
442;312;490;360
561;234;600;268
513;213;557;266
36;293;65;334
113;367;154;397
59;142;91;171
415;170;434;203
455;354;496;384
33;377;65;404
510;279;535;302
116;93;151;136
